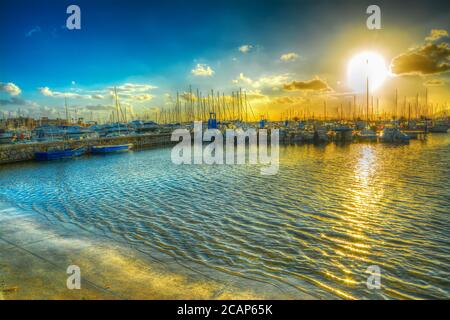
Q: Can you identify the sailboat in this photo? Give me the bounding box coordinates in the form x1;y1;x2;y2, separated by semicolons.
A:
91;87;133;154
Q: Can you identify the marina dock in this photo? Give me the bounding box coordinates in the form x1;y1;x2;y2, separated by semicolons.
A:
0;133;174;165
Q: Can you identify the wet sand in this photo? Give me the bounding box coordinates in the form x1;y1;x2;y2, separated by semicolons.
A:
0;202;313;300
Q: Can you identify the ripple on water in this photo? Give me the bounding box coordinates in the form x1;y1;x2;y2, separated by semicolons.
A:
1;135;449;299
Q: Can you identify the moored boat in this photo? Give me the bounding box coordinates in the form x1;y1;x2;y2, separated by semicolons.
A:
91;144;132;154
380;127;410;143
355;128;377;141
35;148;86;161
429;124;449;133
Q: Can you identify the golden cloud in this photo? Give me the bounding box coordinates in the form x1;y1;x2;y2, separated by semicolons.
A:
283;78;332;91
232;73;291;89
390;42;449;75
132;93;154;101
425;29;448;42
179;92;197;102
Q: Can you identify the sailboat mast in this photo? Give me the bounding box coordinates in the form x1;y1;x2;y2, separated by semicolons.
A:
65;96;69;124
114;86;121;135
366;59;369;125
394;89;398;120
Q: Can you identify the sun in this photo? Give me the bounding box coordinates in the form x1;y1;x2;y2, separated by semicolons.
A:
347;51;388;93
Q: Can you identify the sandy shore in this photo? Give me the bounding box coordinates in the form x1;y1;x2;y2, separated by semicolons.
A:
0;202;313;300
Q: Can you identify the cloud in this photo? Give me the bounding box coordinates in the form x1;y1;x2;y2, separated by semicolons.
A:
26;26;41;37
0;97;38;107
280;52;299;62
39;84;156;101
179;92;197;102
390;41;449;75
242;89;270;105
113;83;158;92
131;93;154;101
271;96;306;106
238;44;253;53
83;104;115;111
107;83;157;103
39;86;92;99
232;73;291;89
191;64;214;76
425;29;448;42
257;74;291;88
39;87;54;97
423;78;445;87
232;73;253;85
0;82;21;96
283;78;332;91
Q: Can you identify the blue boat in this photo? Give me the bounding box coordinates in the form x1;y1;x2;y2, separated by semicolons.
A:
91;144;131;154
35;148;86;161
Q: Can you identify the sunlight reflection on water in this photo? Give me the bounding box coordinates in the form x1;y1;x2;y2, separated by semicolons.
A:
1;134;449;299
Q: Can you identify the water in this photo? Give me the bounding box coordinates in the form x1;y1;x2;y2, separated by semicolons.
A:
1;134;449;299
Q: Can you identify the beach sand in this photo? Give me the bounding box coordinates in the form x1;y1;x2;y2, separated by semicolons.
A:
0;202;311;300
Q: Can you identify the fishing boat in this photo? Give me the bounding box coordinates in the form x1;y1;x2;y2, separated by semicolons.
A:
91;144;132;154
34;147;86;161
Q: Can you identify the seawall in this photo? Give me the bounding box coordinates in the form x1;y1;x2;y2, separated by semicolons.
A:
0;133;174;165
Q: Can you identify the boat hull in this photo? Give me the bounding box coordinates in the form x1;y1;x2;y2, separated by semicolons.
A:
91;144;131;154
35;148;85;161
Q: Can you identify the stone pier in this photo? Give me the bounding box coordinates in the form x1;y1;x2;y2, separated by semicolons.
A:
0;133;174;165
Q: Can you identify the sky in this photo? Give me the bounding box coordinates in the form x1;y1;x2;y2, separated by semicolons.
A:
0;0;449;121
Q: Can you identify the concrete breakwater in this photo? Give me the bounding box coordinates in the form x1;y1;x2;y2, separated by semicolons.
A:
0;133;174;165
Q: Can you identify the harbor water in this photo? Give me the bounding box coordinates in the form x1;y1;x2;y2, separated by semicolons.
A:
1;134;449;299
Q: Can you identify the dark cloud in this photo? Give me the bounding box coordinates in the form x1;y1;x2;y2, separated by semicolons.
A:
390;42;450;75
0;97;35;106
283;78;332;91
